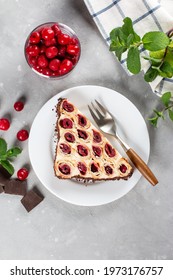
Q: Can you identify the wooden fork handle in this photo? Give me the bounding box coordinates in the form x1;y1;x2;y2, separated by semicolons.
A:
126;148;158;186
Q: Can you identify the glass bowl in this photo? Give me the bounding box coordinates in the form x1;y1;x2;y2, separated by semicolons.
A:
24;22;81;79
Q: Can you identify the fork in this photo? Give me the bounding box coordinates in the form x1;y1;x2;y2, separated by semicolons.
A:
88;100;158;186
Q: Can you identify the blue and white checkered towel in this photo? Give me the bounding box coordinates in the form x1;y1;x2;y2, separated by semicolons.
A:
84;0;173;96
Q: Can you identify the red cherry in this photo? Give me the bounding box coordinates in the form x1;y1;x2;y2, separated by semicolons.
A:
0;118;10;130
42;68;52;76
58;33;71;45
52;24;61;35
58;46;66;58
29;31;41;44
17;129;29;141
41;27;54;40
26;45;40;57
49;58;60;71
28;56;37;67
37;54;48;68
67;44;80;56
120;164;127;173
14;101;24;111
45;46;58;59
59;59;73;75
17;168;29;180
44;38;56;47
40;45;46;53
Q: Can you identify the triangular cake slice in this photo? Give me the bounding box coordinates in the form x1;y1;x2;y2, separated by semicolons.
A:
54;98;133;181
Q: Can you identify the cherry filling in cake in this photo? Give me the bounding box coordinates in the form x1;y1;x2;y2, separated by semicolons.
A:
77;129;88;140
105;165;113;175
120;164;127;173
78;114;87;127
105;143;116;157
58;163;71;175
54;98;133;181
62;100;74;112
93;130;102;143
91;162;99;173
92;146;102;157
77;162;87;175
77;145;88;156
59;143;71;154
64;132;75;142
60;118;73;129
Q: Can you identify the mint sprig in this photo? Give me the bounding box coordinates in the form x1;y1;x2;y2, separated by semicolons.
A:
148;92;173;127
0;138;22;175
110;17;173;81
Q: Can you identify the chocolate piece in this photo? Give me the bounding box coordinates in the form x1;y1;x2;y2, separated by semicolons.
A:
21;187;44;212
0;185;4;193
4;179;27;196
0;166;12;179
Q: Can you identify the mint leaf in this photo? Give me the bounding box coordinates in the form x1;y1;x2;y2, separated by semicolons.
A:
148;116;159;127
161;92;171;106
0;138;7;155
160;61;173;78
143;56;162;65
168;109;173;121
127;47;141;74
142;31;170;51
0;160;14;175
127;34;134;48
144;67;158;82
7;147;22;158
122;17;141;42
110;27;121;42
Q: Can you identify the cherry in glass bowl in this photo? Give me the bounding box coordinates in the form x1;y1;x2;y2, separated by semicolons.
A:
24;22;81;79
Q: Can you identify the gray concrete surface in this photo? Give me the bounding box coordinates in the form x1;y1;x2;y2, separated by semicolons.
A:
0;0;172;260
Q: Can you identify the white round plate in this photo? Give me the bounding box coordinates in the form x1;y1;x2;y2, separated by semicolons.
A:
29;85;150;206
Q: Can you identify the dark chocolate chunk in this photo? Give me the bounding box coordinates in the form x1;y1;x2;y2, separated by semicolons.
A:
0;173;8;186
21;187;44;212
0;185;4;194
0;166;12;179
4;179;27;196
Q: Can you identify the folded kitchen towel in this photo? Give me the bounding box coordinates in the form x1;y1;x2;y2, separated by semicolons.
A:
83;0;173;96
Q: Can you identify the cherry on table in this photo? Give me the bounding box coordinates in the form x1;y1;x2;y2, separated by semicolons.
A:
17;129;29;141
17;168;29;180
0;118;10;130
14;101;24;112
